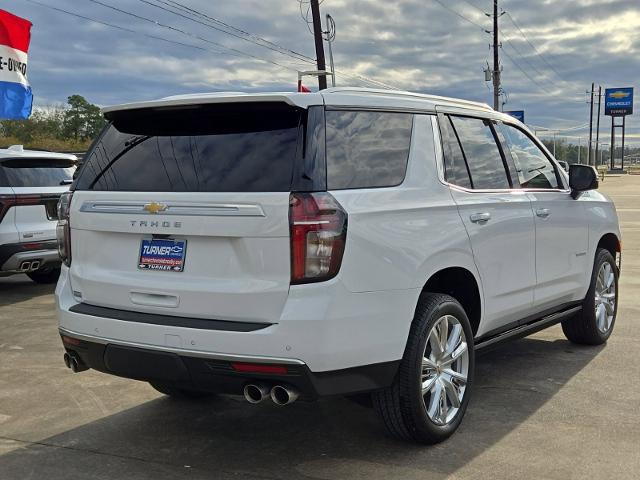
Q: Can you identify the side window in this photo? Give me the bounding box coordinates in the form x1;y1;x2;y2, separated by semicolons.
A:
450;116;510;190
326;110;413;189
498;123;559;189
439;115;472;188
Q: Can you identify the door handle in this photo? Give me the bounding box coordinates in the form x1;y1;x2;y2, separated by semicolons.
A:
536;208;551;218
470;212;491;224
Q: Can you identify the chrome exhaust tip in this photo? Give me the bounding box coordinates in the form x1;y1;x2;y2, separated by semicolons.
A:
244;383;270;404
270;385;299;406
19;261;31;272
63;352;71;369
69;355;80;373
30;260;41;271
64;352;88;373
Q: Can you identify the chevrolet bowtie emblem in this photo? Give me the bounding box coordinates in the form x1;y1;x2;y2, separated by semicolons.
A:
143;202;168;214
610;91;630;99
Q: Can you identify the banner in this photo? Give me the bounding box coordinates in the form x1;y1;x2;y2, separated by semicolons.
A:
0;9;32;120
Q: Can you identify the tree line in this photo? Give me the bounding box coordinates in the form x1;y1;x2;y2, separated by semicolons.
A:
0;95;106;151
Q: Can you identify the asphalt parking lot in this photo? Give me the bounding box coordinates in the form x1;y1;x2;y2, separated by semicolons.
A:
1;176;639;480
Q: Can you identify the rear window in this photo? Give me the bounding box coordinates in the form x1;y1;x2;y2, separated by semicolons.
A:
326;110;413;189
74;103;303;192
0;158;75;187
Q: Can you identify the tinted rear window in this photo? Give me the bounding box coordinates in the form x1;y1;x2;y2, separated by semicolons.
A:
0;158;75;187
326;110;413;189
75;103;302;192
450;116;510;190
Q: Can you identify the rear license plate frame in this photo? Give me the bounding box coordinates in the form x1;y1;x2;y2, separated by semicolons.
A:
138;237;187;272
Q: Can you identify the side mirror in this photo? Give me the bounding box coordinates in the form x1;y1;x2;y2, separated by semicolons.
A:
569;164;598;198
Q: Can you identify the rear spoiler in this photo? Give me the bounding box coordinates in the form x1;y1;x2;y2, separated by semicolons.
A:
102;93;323;118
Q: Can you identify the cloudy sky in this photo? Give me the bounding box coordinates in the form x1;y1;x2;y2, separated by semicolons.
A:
5;0;640;145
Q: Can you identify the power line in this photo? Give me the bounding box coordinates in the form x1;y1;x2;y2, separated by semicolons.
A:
23;0;230;55
137;0;316;65
501;48;556;95
431;0;489;31
457;0;487;15
502;37;555;87
92;0;395;89
503;11;563;79
85;0;308;72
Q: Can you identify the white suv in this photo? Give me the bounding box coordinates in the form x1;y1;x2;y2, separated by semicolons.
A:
55;89;621;444
0;145;76;283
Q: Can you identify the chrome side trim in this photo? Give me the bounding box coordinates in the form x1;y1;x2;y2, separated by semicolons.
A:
58;327;305;365
80;201;265;217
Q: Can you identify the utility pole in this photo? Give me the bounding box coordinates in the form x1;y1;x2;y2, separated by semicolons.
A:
310;0;327;90
325;14;336;87
594;85;602;168
588;83;594;165
492;0;500;111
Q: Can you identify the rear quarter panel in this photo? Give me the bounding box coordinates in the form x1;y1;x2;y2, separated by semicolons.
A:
330;114;483;306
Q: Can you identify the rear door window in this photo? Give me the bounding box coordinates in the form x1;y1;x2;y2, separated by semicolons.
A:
450;116;510;190
0;158;75;187
75;103;303;192
497;123;560;189
326;110;413;189
439;115;472;188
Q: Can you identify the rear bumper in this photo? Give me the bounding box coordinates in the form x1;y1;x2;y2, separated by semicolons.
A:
59;329;400;399
0;240;60;273
56;264;418;374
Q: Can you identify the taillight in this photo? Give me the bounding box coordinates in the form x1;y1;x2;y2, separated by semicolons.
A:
0;193;41;222
289;192;347;284
56;191;73;266
0;194;15;223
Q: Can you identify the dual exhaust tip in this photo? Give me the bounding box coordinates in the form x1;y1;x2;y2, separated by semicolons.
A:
63;352;88;373
244;383;299;406
19;260;41;272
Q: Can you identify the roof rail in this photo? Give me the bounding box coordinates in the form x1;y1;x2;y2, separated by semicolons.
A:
322;87;493;111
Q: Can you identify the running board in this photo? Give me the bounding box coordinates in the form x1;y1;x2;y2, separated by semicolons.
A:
475;305;582;351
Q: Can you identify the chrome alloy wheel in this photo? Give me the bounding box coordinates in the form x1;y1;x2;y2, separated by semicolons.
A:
421;315;469;426
595;261;616;334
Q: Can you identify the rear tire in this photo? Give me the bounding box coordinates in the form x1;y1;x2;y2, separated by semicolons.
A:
27;267;61;284
373;293;475;444
562;248;618;345
149;382;216;399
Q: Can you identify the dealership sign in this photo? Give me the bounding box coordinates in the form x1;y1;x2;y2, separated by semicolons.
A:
505;110;525;123
605;87;634;116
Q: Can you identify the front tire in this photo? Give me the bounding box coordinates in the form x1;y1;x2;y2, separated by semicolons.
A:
562;248;618;345
373;293;475;444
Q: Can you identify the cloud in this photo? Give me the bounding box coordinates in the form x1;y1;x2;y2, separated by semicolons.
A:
4;0;639;143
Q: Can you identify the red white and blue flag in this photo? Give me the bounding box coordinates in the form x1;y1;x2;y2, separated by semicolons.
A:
0;9;32;119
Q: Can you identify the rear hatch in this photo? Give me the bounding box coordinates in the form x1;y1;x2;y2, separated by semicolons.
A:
0;156;74;242
70;102;313;323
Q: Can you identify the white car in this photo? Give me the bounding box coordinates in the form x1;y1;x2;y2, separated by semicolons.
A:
0;145;76;283
55;88;621;444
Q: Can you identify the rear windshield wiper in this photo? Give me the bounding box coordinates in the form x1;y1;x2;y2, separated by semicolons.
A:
60;179;73;185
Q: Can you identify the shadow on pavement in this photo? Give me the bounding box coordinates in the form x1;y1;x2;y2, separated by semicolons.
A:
0;336;602;480
0;276;55;308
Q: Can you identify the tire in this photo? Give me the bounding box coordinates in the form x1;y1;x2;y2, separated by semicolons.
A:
27;267;61;284
562;248;618;345
373;293;475;444
149;382;216;399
